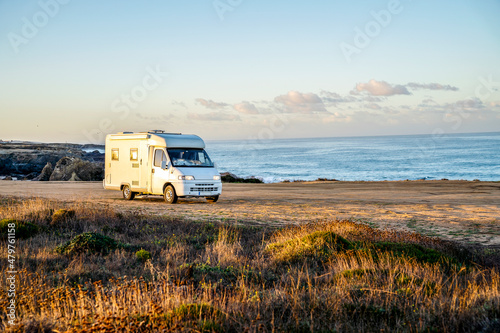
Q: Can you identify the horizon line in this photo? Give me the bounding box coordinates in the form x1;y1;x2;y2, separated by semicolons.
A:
1;130;499;146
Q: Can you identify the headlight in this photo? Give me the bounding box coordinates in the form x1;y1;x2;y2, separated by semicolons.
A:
178;175;195;180
213;175;221;181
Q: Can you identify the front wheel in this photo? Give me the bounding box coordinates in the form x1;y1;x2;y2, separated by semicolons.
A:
206;195;219;203
164;185;178;204
122;185;135;200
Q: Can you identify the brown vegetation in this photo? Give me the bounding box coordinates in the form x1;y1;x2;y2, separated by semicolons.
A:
0;197;499;332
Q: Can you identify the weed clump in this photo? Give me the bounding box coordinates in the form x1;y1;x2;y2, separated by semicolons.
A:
0;218;39;239
136;249;152;262
27;208;54;223
56;232;121;255
51;209;76;225
169;303;223;332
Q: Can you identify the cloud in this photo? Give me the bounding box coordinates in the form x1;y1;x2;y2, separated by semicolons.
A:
418;98;439;107
188;111;240;121
352;79;410;96
135;113;174;122
274;91;327;113
171;100;187;108
195;98;229;109
490;101;500;107
447;98;484;110
322;112;350;123
421;98;436;104
362;95;384;102
407;82;459;91
319;90;358;104
364;103;381;110
233;101;259;114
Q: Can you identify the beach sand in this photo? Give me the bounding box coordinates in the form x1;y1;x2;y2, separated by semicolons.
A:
0;180;499;246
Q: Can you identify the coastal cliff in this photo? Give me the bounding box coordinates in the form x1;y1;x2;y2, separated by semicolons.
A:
0;141;104;181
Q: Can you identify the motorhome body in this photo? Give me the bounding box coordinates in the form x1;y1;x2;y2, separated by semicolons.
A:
103;131;222;203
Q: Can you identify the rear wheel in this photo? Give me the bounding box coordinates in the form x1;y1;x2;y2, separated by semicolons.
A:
122;185;135;200
164;185;178;204
206;195;219;203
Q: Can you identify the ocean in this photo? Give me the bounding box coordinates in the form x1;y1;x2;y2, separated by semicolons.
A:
205;132;500;183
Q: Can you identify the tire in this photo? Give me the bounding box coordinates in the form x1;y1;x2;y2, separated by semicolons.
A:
164;185;178;204
206;195;219;203
122;185;135;200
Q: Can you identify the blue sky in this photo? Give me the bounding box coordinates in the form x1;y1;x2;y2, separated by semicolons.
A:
0;0;499;143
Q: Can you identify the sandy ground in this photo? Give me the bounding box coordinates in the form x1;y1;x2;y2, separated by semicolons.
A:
0;180;499;246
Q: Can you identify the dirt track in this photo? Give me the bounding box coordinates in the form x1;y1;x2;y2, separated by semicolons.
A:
1;180;499;245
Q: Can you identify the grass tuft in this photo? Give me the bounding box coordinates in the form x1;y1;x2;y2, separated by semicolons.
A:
51;208;76;225
370;241;458;265
266;230;352;263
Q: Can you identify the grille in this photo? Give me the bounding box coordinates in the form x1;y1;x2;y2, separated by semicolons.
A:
190;187;218;192
195;183;214;186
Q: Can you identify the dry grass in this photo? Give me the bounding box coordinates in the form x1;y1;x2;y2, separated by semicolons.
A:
1;197;499;332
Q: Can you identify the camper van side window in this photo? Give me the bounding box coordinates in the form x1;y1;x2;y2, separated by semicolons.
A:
154;149;166;167
111;149;119;161
130;148;138;161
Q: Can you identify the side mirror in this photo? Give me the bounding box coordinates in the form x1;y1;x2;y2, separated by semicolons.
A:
167;161;171;169
161;161;167;169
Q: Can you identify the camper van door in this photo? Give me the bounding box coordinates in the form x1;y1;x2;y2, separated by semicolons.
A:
151;147;169;194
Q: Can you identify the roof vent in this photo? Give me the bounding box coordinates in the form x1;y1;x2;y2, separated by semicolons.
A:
148;130;182;135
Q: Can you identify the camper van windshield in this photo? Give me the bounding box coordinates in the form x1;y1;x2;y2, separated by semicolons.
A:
167;148;214;167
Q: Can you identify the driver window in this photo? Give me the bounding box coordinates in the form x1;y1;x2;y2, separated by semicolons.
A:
198;152;206;164
154;149;166;167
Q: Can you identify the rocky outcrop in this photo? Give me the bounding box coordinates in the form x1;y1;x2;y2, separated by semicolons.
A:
0;141;104;180
220;172;263;183
49;157;103;181
34;163;53;181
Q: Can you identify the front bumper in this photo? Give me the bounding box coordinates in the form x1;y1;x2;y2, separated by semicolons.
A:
173;180;222;197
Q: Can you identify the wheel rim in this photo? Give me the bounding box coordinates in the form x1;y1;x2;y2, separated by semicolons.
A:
166;188;172;201
124;187;130;197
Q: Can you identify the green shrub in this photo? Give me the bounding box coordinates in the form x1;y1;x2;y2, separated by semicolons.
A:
56;232;120;255
0;219;39;239
136;249;152;262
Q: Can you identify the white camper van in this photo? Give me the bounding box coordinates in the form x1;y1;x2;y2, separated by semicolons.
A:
103;130;222;204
